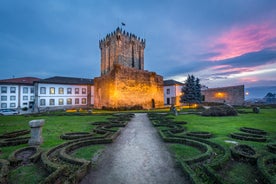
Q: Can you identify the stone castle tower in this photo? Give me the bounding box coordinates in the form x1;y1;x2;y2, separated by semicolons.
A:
99;27;145;75
94;28;164;109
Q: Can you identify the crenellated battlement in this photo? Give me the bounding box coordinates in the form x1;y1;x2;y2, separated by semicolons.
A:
99;27;146;49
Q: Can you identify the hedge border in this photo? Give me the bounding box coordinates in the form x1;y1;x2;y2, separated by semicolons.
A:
230;132;266;142
257;155;276;184
240;127;267;135
0;129;30;139
8;146;41;167
186;132;212;139
0;159;9;184
230;144;258;164
267;143;276;154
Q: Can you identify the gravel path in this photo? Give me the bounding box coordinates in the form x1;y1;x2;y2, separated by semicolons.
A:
80;113;190;184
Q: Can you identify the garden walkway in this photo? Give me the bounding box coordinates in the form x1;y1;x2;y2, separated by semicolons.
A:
80;113;190;184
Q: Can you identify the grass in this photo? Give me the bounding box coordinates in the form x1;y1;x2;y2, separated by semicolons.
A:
8;163;47;184
72;145;105;160
170;108;276;183
1;108;276;183
169;143;202;159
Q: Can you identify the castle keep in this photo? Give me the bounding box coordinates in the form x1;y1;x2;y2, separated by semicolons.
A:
94;28;164;109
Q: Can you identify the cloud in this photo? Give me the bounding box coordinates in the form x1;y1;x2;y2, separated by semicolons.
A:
208;22;276;61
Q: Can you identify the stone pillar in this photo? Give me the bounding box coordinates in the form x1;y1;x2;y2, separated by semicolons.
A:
28;119;45;146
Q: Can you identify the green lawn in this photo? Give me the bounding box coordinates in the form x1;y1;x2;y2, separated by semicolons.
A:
0;114;109;159
168;108;276;183
1;109;275;184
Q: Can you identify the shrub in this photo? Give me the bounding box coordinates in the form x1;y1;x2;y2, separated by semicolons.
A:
202;105;238;116
252;106;260;113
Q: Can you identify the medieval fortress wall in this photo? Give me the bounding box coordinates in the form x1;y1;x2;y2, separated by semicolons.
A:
202;85;245;106
95;28;164;109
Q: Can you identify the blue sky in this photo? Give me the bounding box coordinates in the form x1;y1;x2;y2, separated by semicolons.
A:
0;0;276;88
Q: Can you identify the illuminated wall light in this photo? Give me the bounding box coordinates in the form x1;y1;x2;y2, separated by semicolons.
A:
214;92;226;98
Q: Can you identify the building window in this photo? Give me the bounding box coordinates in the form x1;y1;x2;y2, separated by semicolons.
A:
40;99;46;106
67;98;72;105
50;87;55;94
1;103;7;108
58;98;64;105
30;87;34;93
23;96;28;101
75;88;79;94
67;88;72;94
49;99;55;105
166;89;170;95
82;88;86;94
30;96;34;101
10;87;16;93
1;96;7;101
10;103;16;108
23;87;28;94
1;87;7;93
40;87;46;94
81;98;86;104
59;87;64;94
10;96;16;101
75;98;79;104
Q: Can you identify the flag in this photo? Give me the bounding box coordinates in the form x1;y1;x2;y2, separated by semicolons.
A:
121;22;126;26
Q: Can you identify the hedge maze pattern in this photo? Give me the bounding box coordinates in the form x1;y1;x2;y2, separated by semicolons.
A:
147;113;276;184
0;113;133;184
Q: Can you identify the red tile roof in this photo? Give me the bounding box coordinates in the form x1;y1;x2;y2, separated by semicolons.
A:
0;77;40;85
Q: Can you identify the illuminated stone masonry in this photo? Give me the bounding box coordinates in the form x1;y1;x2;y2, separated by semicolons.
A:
95;28;164;109
94;64;163;109
201;85;245;105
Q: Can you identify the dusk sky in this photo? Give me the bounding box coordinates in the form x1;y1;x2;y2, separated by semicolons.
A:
1;0;276;89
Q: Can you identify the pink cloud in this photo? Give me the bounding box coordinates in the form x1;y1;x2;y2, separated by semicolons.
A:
209;22;276;61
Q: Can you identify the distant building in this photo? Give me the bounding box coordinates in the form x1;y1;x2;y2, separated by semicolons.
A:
201;85;245;106
34;76;94;111
163;79;184;106
0;77;40;109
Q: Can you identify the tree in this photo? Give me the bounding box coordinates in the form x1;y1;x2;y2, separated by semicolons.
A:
180;75;202;107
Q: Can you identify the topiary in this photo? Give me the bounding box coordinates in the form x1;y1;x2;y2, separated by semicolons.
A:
201;104;238;116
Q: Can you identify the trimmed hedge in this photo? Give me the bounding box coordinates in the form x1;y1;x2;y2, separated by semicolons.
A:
240;127;267;135
8;146;41;167
0;137;30;147
0;129;30;138
230;144;258;164
0;159;9;184
257;156;276;184
186;131;212;139
230;132;266;142
202;105;238;116
267;143;276;153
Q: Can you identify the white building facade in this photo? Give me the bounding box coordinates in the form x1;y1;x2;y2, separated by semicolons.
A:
34;76;94;111
163;80;184;106
0;77;39;110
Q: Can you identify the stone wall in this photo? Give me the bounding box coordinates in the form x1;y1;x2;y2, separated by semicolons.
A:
201;85;244;105
99;28;145;75
94;64;164;109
